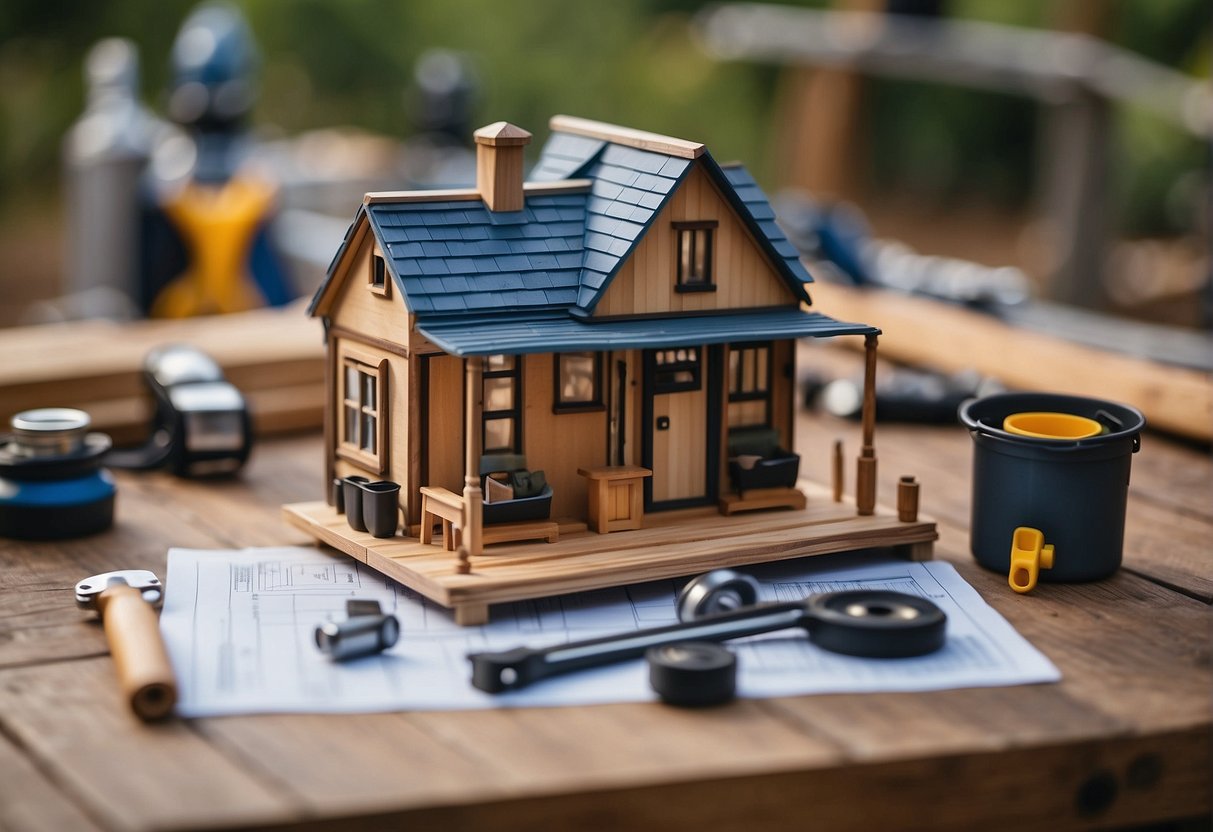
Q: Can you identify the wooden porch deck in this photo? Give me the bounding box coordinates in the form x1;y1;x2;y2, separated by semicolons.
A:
283;481;937;625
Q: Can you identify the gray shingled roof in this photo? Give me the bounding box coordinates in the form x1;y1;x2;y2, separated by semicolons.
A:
715;160;815;290
528;132;606;182
574;144;693;310
311;123;820;323
364;192;587;316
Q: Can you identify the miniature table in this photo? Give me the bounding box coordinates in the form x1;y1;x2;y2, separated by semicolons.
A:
577;464;652;533
0;339;1208;832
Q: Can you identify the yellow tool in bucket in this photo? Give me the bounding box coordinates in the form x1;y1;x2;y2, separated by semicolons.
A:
1003;412;1103;440
1008;527;1054;593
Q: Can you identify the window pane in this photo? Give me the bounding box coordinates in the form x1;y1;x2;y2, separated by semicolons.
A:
679;231;693;283
755;347;768;391
484;377;514;411
693;230;707;279
742;349;755;392
657;369;697;387
360;413;376;452
560;353;595;403
344;365;357;400
362;373;376;410
486;354;514;372
344;405;358;443
728;400;766;428
485;417;513;451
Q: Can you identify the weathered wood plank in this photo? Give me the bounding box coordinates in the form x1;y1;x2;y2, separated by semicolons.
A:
195;714;506;818
0;729;101;832
194;702;840;822
0;659;297;832
0;303;324;441
807;281;1213;440
0;395;1208;831
0;435;322;668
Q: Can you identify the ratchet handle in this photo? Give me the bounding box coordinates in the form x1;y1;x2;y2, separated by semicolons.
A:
98;584;177;720
469;601;807;693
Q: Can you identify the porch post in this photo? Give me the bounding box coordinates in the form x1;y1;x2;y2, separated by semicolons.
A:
855;333;878;515
457;355;484;573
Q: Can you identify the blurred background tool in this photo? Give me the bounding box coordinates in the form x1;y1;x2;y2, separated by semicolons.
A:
811;366;1002;424
139;2;295;318
62;38;161;322
314;600;401;662
105;344;252;477
0;408;116;540
0;0;1207;441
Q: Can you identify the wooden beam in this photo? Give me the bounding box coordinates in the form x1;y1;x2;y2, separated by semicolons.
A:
549;115;705;159
855;332;878;515
458;356;484;571
810;282;1213;441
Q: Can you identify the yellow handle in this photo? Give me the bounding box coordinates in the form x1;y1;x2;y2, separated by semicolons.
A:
1008;527;1055;594
98;584;178;720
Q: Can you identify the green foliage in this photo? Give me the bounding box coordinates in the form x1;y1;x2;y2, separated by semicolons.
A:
0;0;1207;237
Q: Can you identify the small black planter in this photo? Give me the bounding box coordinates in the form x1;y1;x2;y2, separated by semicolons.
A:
359;480;401;538
342;476;370;532
331;477;346;514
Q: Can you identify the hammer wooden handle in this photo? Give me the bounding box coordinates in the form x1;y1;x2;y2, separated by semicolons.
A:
98;584;177;721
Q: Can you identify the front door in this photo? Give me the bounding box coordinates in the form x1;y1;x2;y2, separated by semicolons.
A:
642;346;720;510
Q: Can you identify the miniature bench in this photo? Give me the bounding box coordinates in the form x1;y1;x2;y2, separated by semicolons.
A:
420;486;465;551
421;486;558;551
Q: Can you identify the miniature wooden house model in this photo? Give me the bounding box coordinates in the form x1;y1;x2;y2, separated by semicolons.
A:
287;116;934;624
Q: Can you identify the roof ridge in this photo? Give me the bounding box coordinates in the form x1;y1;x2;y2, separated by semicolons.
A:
523;179;592;195
364;188;481;205
364;179;592;206
549;115;705;160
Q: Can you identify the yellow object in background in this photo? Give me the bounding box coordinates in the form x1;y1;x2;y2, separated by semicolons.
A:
153;177;276;318
1008;526;1054;593
1003;411;1103;440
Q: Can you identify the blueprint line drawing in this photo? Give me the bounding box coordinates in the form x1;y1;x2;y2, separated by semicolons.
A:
160;547;1061;716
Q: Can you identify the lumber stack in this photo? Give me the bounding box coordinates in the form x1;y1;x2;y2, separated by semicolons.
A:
810;282;1213;441
0;302;325;444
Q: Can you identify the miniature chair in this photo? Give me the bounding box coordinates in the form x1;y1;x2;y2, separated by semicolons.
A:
726;427;801;497
479;454;553;525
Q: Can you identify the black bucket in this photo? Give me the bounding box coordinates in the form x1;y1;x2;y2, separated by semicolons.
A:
959;392;1144;589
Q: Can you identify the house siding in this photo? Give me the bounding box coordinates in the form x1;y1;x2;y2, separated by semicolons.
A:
520;353;608;519
327;231;413;519
593;163;799;318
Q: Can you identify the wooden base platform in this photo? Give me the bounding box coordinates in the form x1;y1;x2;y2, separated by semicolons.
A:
283;481;937;625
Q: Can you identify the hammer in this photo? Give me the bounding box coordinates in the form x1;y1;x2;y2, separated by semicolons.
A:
75;569;177;721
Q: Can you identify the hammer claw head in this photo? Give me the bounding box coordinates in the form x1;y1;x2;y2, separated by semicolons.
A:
75;569;163;611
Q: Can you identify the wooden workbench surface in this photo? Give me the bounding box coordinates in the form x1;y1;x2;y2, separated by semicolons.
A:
1;350;1209;832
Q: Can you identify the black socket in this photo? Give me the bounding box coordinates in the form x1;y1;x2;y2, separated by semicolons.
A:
647;642;737;707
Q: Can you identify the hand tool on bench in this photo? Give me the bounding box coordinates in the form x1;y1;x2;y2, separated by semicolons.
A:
469;569;947;695
75;569;177;721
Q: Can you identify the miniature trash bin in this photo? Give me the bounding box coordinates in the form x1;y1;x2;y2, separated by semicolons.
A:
959;392;1144;591
360;480;401;539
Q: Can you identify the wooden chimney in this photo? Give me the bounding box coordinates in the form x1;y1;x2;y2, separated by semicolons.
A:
474;121;531;213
